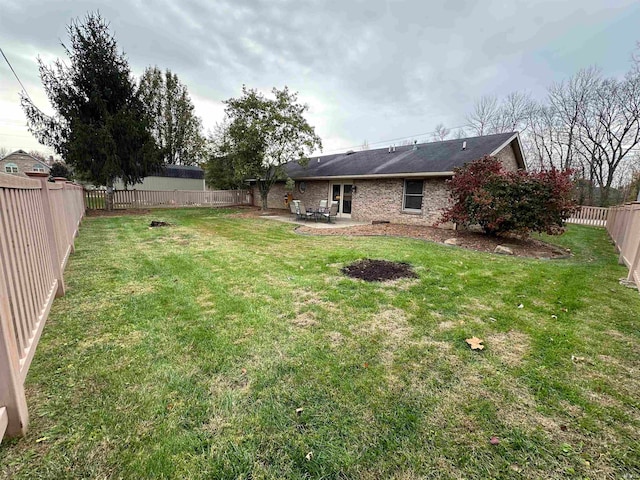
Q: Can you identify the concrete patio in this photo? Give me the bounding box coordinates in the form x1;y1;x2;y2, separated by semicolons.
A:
257;212;367;229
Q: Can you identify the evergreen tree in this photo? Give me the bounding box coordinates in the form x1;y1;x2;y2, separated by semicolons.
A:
21;12;161;208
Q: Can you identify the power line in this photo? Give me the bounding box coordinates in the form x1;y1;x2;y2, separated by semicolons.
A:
0;46;35;104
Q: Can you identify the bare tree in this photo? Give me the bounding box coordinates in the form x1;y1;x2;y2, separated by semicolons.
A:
431;123;450;142
576;72;640;205
0;146;8;159
493;92;534;133
466;95;498;136
361;139;369;150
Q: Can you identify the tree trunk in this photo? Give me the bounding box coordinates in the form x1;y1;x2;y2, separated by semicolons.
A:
106;181;114;211
260;191;268;211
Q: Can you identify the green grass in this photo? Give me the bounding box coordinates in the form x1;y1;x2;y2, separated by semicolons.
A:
1;209;639;479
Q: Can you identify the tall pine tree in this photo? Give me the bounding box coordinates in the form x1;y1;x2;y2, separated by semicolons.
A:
22;12;161;208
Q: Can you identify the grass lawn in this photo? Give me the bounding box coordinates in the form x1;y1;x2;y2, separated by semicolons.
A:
1;208;639;479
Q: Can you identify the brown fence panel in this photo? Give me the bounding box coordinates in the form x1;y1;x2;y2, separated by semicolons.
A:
0;173;85;442
606;202;640;292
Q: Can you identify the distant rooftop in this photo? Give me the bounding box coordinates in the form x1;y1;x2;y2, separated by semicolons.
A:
152;164;204;180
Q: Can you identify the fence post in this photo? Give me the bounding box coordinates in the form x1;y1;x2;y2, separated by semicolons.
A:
25;173;65;297
626;203;640;282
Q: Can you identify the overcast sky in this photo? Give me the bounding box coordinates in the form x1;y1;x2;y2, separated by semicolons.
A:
1;0;639;158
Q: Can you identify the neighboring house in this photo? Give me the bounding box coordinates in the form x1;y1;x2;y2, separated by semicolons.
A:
0;150;50;178
251;132;525;225
113;165;205;191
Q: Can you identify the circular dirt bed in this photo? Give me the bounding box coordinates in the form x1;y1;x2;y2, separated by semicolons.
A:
342;259;418;282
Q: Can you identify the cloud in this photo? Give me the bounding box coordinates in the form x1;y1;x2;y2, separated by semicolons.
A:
1;0;639;155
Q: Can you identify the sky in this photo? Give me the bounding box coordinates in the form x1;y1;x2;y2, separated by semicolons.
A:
1;0;639;159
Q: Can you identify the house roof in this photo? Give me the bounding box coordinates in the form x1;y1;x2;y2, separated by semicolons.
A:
151;164;204;180
1;150;51;169
284;132;524;180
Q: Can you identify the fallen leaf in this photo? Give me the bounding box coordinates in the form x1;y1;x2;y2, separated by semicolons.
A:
305;451;313;461
35;437;48;443
560;425;568;432
517;304;524;309
490;436;500;445
465;337;484;350
551;314;558;319
296;407;304;416
363;362;369;368
488;317;497;322
241;368;247;376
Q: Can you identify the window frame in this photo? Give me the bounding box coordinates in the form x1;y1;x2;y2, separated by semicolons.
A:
4;162;18;174
33;163;46;172
402;179;424;213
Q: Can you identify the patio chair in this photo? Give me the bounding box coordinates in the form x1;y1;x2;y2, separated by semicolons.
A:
321;201;339;223
294;201;315;221
289;201;297;219
319;199;328;211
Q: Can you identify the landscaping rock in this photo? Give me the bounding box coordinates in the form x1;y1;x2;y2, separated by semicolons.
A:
444;238;459;246
494;245;514;255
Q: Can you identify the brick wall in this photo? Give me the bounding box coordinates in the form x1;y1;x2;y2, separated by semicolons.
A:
351;178;452;226
252;180;330;210
495;143;519;172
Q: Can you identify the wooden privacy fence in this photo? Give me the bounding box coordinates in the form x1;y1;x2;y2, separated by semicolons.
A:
566;206;609;227
85;189;251;210
606;202;640;292
0;173;84;442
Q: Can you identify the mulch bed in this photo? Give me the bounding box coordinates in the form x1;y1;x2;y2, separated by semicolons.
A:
342;259;418;282
149;220;171;227
298;223;570;259
86;209;151;217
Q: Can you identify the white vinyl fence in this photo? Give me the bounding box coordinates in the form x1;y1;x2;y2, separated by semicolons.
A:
566;206;609;227
85;189;251;210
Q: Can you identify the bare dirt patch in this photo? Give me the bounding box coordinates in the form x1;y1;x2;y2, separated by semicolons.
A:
298;223;570;259
342;259;418;282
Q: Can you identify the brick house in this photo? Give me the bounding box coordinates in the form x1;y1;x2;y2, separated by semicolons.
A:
250;132;526;225
0;150;50;178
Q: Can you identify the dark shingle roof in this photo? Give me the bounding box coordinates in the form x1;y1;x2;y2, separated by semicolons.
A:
152;164;204;180
284;132;521;179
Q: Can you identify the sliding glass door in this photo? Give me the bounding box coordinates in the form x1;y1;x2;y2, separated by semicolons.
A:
330;182;353;218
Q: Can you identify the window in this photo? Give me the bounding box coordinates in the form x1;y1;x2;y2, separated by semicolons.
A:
33;163;46;172
4;162;18;174
403;180;423;212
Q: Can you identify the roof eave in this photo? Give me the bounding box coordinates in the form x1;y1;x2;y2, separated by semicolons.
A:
290;171;454;181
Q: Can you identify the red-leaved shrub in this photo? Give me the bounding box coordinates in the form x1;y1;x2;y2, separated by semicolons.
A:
439;155;578;236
